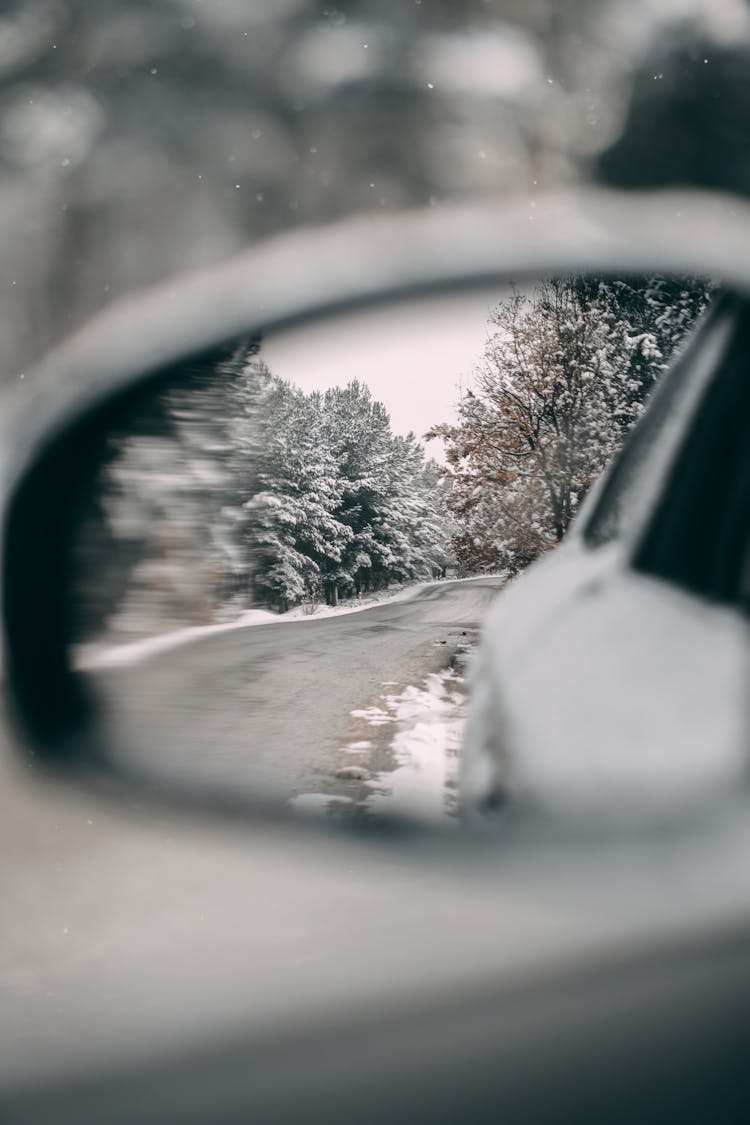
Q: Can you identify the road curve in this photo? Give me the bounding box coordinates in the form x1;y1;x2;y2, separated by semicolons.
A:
91;577;505;803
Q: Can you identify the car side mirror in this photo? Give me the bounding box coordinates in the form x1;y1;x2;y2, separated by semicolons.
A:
0;192;743;831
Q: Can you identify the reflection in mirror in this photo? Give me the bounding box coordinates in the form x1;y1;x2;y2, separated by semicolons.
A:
68;277;712;825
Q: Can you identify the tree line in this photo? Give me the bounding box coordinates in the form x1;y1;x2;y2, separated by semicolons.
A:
77;340;454;636
429;276;711;576
76;275;710;639
219;352;454;610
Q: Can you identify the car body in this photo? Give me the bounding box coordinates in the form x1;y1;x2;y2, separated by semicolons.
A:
463;293;750;822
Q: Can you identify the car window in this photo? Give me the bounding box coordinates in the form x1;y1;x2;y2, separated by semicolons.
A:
634;298;750;609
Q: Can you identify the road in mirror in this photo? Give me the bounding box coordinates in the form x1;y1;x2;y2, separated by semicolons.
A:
68;276;711;825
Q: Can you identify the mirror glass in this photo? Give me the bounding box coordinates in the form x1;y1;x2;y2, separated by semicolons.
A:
67;276;712;824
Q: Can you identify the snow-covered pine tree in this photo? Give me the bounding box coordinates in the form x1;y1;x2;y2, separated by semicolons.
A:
320;381;454;600
236;372;351;612
320;380;395;601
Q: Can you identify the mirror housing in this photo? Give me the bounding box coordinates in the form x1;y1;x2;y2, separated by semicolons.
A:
3;188;750;822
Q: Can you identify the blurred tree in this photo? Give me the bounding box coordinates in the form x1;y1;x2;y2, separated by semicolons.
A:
3;0;685;380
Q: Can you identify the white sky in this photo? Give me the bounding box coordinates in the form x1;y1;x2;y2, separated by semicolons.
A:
262;290;506;459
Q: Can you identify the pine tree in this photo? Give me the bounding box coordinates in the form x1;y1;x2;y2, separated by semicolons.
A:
321;380;395;600
240;376;351;611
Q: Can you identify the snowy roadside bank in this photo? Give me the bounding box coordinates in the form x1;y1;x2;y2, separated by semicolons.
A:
362;667;467;823
290;644;475;825
74;576;498;671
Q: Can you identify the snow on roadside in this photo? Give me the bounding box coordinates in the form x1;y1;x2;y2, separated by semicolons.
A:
288;793;353;813
364;669;466;824
290;662;470;825
73;576;495;671
344;741;372;754
73;609;278;670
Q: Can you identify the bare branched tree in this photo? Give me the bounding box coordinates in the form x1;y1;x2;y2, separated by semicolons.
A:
430;276;711;575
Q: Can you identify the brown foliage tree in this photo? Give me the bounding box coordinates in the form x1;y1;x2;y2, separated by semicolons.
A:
429;276;710;575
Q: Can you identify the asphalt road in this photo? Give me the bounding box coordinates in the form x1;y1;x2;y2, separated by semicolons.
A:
93;577;505;804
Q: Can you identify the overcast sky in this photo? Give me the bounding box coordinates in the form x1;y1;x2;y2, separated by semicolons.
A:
263;290;505;458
